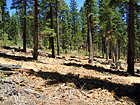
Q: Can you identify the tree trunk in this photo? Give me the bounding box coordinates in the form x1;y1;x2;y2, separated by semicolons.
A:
118;39;120;60
115;40;119;62
102;36;105;58
109;39;113;59
127;0;135;75
33;0;38;60
0;7;2;22
56;0;60;56
123;49;126;58
23;0;27;53
50;0;55;58
106;41;109;61
49;36;52;49
87;0;93;63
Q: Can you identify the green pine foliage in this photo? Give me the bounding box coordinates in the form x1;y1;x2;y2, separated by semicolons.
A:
7;14;19;45
0;0;140;74
70;0;81;50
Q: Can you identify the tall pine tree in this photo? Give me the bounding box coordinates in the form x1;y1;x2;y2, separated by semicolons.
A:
33;0;38;60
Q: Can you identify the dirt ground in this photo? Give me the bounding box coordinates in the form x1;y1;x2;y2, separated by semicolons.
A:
0;47;140;105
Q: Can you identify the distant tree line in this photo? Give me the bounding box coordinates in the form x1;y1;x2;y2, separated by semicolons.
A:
0;0;140;75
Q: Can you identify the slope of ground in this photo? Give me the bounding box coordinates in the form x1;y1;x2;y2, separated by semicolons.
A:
0;47;140;105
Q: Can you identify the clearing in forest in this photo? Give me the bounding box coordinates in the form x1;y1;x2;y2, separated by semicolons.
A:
0;47;140;105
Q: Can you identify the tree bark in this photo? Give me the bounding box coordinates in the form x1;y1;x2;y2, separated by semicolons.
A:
106;39;109;61
115;40;119;62
109;38;113;59
23;0;27;53
127;0;135;75
87;0;93;63
118;39;120;60
56;0;60;56
102;36;105;58
33;0;38;60
50;0;55;58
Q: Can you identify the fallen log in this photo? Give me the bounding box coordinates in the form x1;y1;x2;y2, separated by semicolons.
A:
0;64;21;70
0;70;18;75
11;68;36;74
0;64;35;75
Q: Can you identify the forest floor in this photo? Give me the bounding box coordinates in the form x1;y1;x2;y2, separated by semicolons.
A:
0;46;140;105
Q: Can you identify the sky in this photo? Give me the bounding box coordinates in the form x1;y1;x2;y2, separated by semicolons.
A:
65;0;85;10
6;0;85;16
6;0;16;16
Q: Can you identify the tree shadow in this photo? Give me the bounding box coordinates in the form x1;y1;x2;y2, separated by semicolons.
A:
3;46;24;52
0;53;33;61
36;70;140;104
64;62;140;77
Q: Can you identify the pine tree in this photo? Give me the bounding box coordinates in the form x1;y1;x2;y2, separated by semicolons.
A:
38;0;50;48
11;0;32;53
33;0;38;60
56;0;60;55
7;14;19;45
70;0;80;49
135;2;140;61
108;0;138;74
50;0;55;58
0;7;2;36
85;0;94;63
59;0;72;51
23;0;27;53
0;0;6;36
80;7;88;50
127;0;135;75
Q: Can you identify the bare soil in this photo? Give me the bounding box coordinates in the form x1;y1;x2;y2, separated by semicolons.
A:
0;47;140;105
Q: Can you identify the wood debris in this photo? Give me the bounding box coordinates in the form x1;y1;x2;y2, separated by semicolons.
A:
0;47;139;105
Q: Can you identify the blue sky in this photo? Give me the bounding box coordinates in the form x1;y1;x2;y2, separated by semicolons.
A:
65;0;85;9
6;0;16;16
6;0;85;16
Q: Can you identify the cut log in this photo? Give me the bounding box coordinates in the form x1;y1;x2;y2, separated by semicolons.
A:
0;64;35;74
3;46;23;52
0;70;18;75
11;68;36;74
0;64;21;70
